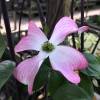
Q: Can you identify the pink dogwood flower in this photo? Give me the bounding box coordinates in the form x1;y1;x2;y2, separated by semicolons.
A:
13;17;88;95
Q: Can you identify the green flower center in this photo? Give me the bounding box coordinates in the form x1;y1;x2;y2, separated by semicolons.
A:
42;41;54;52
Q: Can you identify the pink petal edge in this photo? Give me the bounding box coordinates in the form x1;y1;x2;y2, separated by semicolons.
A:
49;16;78;45
15;21;48;52
13;51;48;95
13;57;39;95
78;26;89;34
49;46;88;84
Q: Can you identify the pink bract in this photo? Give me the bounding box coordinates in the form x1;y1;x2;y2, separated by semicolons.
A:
14;16;88;95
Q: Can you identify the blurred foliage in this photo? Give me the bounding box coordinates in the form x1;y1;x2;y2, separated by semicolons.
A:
0;60;15;89
82;53;100;79
67;32;97;52
52;73;93;100
0;33;6;59
87;15;100;26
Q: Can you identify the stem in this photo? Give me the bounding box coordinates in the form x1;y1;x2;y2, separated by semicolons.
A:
70;0;76;48
80;0;85;52
0;0;16;61
92;37;100;54
35;0;46;29
18;0;26;40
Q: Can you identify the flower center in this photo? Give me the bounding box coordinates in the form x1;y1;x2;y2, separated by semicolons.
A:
42;41;54;52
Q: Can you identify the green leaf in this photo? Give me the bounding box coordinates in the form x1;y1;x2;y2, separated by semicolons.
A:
33;58;50;90
0;60;15;89
0;33;6;58
51;73;93;100
48;71;94;98
84;53;98;64
48;71;66;95
1;49;11;60
82;64;100;79
82;53;100;79
96;56;100;64
79;73;94;98
53;83;91;100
